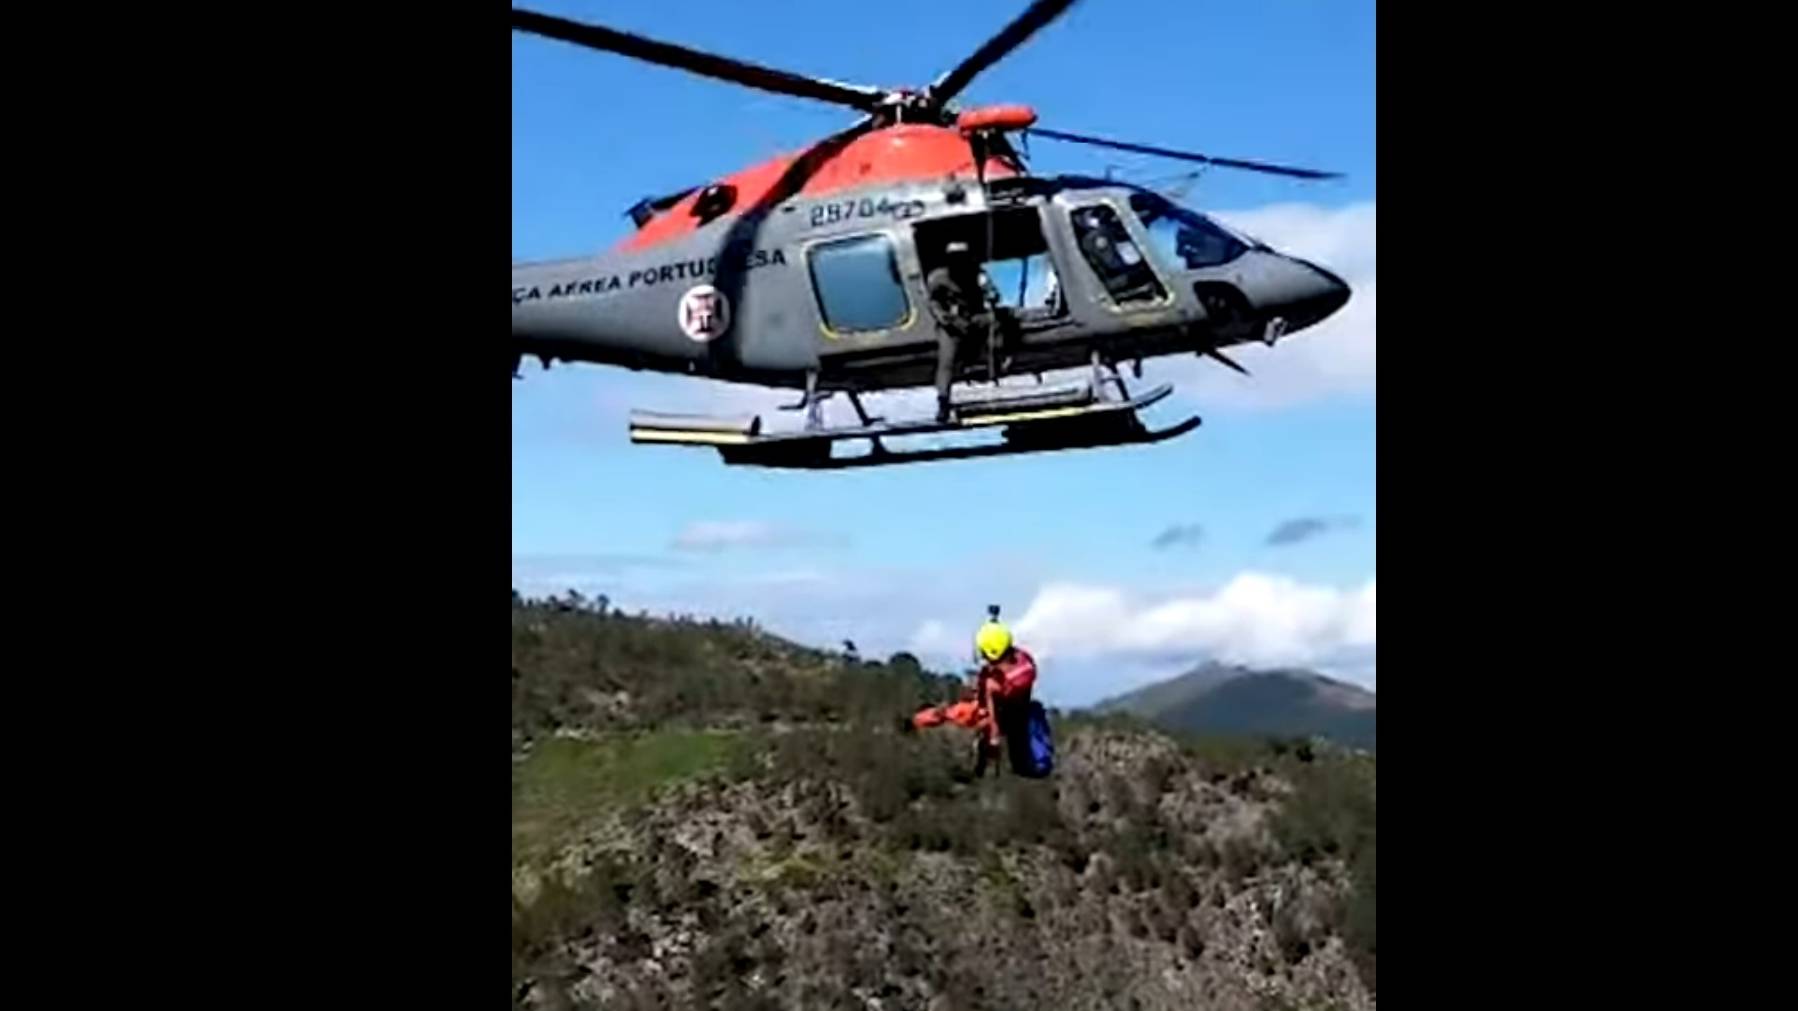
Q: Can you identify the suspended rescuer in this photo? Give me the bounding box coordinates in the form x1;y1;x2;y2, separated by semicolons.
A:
902;611;1038;776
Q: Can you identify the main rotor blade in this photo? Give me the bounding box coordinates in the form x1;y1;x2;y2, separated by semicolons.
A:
928;0;1082;105
512;7;888;111
1029;128;1342;180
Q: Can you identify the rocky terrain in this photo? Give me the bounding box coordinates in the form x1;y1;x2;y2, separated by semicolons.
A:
512;593;1375;1010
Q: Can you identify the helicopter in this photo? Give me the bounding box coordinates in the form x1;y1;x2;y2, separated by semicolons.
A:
511;1;1351;470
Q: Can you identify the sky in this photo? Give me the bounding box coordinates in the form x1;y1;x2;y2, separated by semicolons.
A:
512;0;1376;706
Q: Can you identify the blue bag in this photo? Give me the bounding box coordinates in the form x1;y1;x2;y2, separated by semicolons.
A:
1008;701;1055;778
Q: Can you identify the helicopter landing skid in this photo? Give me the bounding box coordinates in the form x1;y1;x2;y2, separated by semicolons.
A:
628;382;1200;470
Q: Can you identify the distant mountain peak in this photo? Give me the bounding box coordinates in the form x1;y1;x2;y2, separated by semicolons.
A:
1089;661;1375;750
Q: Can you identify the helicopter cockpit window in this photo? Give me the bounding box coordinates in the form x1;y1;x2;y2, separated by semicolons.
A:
808;234;911;334
1070;203;1166;305
1128;193;1249;271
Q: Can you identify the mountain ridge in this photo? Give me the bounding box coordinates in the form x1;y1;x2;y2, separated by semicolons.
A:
1091;662;1376;751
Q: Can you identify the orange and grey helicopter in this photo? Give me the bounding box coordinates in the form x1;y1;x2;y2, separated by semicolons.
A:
511;1;1350;469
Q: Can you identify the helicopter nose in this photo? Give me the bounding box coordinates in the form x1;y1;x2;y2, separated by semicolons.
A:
1280;258;1351;331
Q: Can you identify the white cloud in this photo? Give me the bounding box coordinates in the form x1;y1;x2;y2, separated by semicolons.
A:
510;553;686;595
1219;202;1377;282
672;520;775;552
669;520;845;552
1009;572;1376;684
740;568;834;587
909;619;963;661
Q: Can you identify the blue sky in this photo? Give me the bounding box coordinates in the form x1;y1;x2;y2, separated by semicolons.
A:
512;0;1376;705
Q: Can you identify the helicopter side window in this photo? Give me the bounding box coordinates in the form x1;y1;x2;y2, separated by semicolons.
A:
1128;193;1248;271
807;234;911;334
1070;204;1166;305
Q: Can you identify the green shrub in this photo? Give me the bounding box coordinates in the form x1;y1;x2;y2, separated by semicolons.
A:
1272;752;1375;990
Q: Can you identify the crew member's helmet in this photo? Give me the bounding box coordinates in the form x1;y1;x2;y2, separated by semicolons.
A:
976;620;1012;662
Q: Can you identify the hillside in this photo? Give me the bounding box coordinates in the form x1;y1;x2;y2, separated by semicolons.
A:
512;593;1376;1010
1094;663;1377;751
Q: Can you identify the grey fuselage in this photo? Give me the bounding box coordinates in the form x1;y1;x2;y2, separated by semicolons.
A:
511;174;1349;393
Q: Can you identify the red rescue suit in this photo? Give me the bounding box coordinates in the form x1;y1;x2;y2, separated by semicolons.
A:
910;647;1037;746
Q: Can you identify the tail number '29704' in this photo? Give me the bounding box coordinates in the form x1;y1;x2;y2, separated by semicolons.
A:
810;197;926;229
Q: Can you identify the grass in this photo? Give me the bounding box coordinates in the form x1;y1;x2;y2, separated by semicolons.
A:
512;728;745;864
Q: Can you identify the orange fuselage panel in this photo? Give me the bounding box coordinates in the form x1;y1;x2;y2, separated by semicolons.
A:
618;124;1019;252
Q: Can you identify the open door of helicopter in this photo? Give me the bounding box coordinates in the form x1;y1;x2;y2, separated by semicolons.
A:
910;206;1074;332
805;201;1079;385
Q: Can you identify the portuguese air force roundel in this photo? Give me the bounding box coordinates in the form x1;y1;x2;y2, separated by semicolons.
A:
677;284;731;343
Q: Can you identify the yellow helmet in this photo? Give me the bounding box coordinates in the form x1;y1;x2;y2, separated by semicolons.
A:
976;620;1012;662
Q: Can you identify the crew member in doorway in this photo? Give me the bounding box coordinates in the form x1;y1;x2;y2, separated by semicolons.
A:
924;241;994;423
